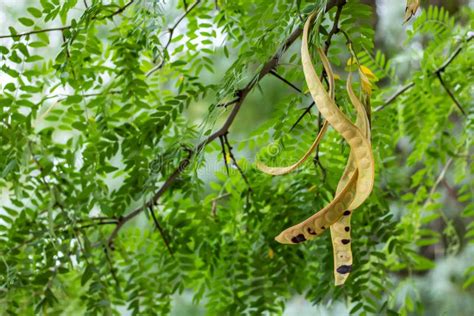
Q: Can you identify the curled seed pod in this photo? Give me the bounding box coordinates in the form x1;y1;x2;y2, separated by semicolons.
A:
275;11;374;248
256;121;329;176
302;12;374;211
256;40;335;176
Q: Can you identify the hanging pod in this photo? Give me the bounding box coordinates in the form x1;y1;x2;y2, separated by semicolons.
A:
255;121;329;176
330;72;372;286
256;46;336;176
274;11;374;244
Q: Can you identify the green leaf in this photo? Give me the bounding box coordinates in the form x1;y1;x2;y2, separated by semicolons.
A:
81;264;94;286
4;83;16;92
18;17;35;27
27;7;43;18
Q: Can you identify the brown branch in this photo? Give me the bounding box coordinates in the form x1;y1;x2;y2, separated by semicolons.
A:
103;246;121;290
290;101;315;132
0;27;70;39
436;72;466;116
210;193;231;217
219;135;230;175
375;34;473;112
147;0;202;77
223;134;252;191
269;70;302;93
148;206;174;257
102;0;135;20
374;82;415;112
217;98;239;108
324;0;346;53
106;0;342;248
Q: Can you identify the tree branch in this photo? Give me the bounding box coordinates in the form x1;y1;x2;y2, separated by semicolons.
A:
290;101;315;132
374;82;415;112
0;27;70;39
102;0;135;20
219;135;230;175
148;206;174;257
375;34;473;112
106;0;343;248
436;71;466;117
269;70;302;93
223;134;252;191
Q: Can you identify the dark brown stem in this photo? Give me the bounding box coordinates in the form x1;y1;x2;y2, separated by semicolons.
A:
219;135;230;175
103;246;121;289
324;0;346;53
0;27;70;39
223;134;252;191
374;83;415;112
102;0;135;20
148;206;174;257
290;101;315;132
436;72;466;116
269;70;302;93
217;98;239;108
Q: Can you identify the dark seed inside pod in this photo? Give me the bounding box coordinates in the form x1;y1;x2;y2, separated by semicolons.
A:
343;210;351;216
336;265;352;274
307;227;317;235
344;227;350;232
341;239;351;245
291;234;306;244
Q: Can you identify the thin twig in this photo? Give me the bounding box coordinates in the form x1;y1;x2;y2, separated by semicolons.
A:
148;206;174;257
101;0;135;20
147;0;201;77
223;134;252;191
290;101;315;132
219;135;230;175
210;193;231;217
313;112;326;182
436;72;466;116
374;83;415;112
0;27;70;39
217;98;239;108
375;34;473;112
103;246;121;290
324;0;346;53
269;70;302;93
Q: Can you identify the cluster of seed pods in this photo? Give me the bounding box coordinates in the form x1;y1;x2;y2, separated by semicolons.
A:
256;10;374;285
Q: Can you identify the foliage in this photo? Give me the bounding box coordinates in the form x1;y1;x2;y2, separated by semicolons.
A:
0;0;472;315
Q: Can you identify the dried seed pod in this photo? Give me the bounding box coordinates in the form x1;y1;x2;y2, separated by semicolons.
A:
330;72;371;286
256;47;336;176
274;11;374;245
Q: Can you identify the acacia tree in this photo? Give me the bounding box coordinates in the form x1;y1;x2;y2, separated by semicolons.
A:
0;0;473;314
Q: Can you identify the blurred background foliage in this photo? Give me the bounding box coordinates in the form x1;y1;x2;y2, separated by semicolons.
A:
0;0;473;315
